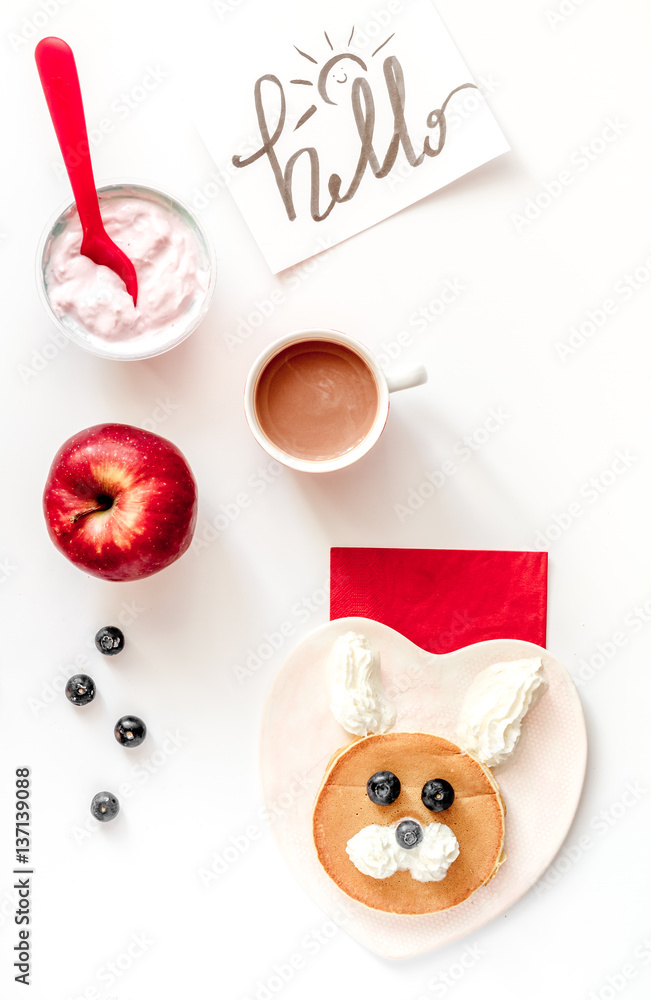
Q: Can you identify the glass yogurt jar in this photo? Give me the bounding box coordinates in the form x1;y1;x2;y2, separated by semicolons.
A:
36;181;215;360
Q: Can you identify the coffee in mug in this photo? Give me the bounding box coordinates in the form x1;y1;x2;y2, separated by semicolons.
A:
254;339;379;462
244;330;427;473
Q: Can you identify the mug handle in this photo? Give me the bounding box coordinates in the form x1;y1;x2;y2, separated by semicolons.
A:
385;364;428;394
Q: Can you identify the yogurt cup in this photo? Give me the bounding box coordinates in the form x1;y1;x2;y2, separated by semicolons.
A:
36;181;215;361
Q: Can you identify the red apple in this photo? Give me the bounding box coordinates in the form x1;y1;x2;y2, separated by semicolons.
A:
43;423;198;582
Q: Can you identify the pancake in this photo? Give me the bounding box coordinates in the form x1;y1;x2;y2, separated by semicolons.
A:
313;732;506;914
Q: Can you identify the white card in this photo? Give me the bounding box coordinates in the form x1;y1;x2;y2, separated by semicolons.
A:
194;0;509;272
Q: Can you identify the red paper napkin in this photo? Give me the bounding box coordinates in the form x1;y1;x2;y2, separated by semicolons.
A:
330;548;547;653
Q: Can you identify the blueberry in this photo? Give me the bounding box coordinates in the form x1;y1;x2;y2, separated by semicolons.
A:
367;771;401;805
395;819;423;850
422;778;455;812
65;674;96;707
114;715;147;748
90;791;120;823
95;626;125;656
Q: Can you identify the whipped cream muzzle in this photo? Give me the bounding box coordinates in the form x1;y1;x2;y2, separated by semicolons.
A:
41;184;213;360
346;819;460;882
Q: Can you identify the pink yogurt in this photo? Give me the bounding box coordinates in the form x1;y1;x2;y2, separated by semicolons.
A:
39;183;214;360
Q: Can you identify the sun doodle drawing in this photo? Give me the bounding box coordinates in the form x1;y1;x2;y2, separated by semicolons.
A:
290;26;396;129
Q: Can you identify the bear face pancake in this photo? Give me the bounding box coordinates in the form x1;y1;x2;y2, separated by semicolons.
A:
313;732;505;914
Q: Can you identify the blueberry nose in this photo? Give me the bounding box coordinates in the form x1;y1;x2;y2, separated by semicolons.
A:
395;819;423;850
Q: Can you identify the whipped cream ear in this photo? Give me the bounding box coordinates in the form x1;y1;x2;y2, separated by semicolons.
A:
346;820;459;882
330;633;396;737
456;657;546;767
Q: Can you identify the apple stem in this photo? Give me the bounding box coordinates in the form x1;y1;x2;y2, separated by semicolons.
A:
70;498;113;523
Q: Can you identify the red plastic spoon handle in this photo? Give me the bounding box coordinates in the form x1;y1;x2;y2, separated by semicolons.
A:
35;36;103;236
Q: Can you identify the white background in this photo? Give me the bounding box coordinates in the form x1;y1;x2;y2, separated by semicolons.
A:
1;0;650;998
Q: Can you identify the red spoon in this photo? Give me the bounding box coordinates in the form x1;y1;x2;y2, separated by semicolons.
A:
35;37;138;305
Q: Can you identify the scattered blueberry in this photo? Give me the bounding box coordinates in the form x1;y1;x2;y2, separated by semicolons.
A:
422;778;455;812
366;771;401;805
95;626;125;656
114;715;147;748
65;674;96;707
395;819;423;850
90;791;120;823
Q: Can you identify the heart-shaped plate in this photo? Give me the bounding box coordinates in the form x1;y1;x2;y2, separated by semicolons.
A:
260;617;586;958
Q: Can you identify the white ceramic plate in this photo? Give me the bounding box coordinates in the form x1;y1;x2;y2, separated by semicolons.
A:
260;617;587;959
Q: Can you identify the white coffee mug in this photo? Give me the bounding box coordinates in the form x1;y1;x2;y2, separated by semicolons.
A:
243;329;427;473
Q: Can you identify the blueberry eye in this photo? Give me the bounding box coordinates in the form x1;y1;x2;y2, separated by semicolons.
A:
367;771;400;805
421;779;454;812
